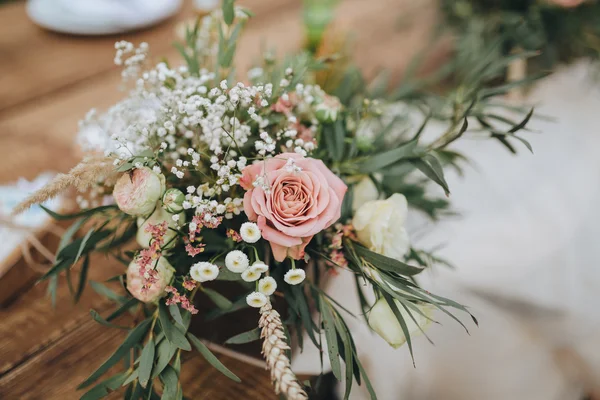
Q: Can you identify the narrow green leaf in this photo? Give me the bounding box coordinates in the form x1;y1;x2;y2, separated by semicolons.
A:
152;339;177;379
78;318;152;389
80;373;128;400
139;338;155;388
40;204;116;221
202;288;233;310
411;156;450;196
359;140;418;174
382;293;415;366
90;309;129;329
158;302;191;351
319;300;342;381
224;327;260;345
90;281;127;303
168;304;185;328
160;365;179;400
222;0;235;25
75;255;90;302
187;333;241;382
353;243;424;276
106;298;139;322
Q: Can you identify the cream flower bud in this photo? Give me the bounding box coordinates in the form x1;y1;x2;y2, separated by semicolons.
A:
240;222;261;243
241;268;261;282
250;261;269;273
368;298;433;349
352;193;410;261
352;176;380;211
314;95;341;124
162;188;185;213
246;291;268;308
114;167;166;216
136;206;185;250
225;250;249;273
126;257;174;303
190;262;219;282
258;276;277;296
283;269;306;285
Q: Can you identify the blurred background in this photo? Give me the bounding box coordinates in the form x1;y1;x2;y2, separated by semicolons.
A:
1;0;600;399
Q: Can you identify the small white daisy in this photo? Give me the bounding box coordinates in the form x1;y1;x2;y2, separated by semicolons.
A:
284;269;306;285
239;222;261;243
241;268;261;282
246;291;268;308
190;262;219;282
225;250;249;273
258;276;277;296
250;261;269;273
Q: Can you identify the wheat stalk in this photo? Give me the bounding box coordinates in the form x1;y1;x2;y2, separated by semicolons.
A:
12;155;117;215
259;302;308;400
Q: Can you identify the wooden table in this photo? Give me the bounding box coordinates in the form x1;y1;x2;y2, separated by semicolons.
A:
0;1;440;398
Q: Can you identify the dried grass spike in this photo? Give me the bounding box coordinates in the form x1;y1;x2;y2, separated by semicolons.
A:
259;302;308;400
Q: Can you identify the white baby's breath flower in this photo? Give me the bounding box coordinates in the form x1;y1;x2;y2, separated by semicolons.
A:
241;268;261;282
258;276;277;296
246;291;267;308
225;250;249;273
190;262;219;282
240;222;261;243
250;261;269;273
283;269;306;285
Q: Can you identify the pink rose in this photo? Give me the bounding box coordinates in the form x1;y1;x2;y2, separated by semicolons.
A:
113;167;165;216
240;153;347;262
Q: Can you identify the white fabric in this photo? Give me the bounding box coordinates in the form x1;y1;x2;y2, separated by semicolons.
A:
294;61;600;399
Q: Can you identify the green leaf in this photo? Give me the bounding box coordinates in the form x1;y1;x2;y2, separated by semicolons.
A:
89;281;128;303
168;304;185;328
57;217;87;254
508;107;534;134
354;354;377;399
202;288;233;310
106;298;138;322
90;309;129;329
40;204;116;221
139;338;155;388
359;140;418;174
80;373;128;400
319;300;342;381
152;339;177;379
353;243;424;276
411;155;450;196
330;308;354;400
74;255;90;302
78;318;152;389
222;0;235;25
224;327;260;345
160;365;179;400
382;293;415;365
158;302;191;351
187;333;241;382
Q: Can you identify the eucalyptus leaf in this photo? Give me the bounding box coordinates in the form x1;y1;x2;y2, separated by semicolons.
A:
187;333;241;382
202;288;233;310
224;327;260;345
78;318;152;389
138;338;155;388
158;302;191;351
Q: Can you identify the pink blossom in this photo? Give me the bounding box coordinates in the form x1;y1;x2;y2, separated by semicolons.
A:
226;229;242;242
113;167;165;216
164;286;198;314
240;153;347;262
127;257;174;303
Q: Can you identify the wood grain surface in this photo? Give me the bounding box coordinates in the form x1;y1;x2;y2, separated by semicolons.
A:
0;0;439;398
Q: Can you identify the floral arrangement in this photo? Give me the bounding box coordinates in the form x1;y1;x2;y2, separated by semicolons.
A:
442;0;600;83
14;2;537;399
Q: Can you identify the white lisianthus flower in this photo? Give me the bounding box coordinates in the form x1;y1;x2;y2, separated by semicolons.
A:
352;176;380;211
190;262;219;282
283;269;306;285
225;250;249;273
250;261;269;273
352;193;410;261
246;291;268;308
136;206;185;249
113;167;166;216
258;276;277;296
241;268;261;282
240;222;261;243
368;298;433;349
126;257;174;303
162;188;185;213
